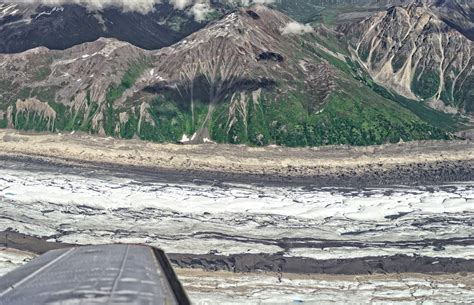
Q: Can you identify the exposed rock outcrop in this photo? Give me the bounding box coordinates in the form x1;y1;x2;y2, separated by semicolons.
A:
341;2;473;113
14;98;57;131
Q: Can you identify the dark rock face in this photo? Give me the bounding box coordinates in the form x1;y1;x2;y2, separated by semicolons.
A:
257;51;284;62
246;10;261;19
0;3;208;53
143;76;276;106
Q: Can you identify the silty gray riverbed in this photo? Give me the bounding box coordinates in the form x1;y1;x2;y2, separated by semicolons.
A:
0;158;473;304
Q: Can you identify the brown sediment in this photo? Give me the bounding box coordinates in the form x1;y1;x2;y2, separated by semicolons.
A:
0;129;473;186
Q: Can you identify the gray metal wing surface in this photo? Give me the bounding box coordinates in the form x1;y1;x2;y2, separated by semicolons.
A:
0;244;189;305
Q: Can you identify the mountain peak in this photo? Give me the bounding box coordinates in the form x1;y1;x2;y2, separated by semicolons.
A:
342;1;473;113
137;5;298;105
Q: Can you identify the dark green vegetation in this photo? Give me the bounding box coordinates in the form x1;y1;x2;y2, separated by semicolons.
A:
274;0;324;24
104;59;149;136
210;85;448;147
454;69;474;113
33;66;52;82
138;98;210;142
0;117;7;129
371;84;459;131
332;56;460;132
411;69;441;100
272;0;382;25
13;111;53;132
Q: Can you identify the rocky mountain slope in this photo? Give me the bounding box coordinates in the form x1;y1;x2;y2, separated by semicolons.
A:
0;1;471;147
275;0;473;36
0;5;453;146
430;0;474;40
341;1;473;114
0;2;212;53
0;37;148;134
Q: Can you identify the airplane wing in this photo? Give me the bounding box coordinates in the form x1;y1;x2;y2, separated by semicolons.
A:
0;244;190;305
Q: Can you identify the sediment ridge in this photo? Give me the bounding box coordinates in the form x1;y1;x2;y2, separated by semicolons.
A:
0;129;473;186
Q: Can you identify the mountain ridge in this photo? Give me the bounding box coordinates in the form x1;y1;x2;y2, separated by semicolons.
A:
340;1;473;114
0;2;215;53
0;2;471;147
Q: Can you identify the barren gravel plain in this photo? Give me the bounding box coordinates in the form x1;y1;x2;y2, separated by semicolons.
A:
0;129;473;185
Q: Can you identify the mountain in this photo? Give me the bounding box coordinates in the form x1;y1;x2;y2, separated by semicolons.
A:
1;4;456;147
273;0;409;25
273;0;474;40
2;1;471;55
0;2;214;53
430;0;474;40
340;1;473;114
0;37;148;133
